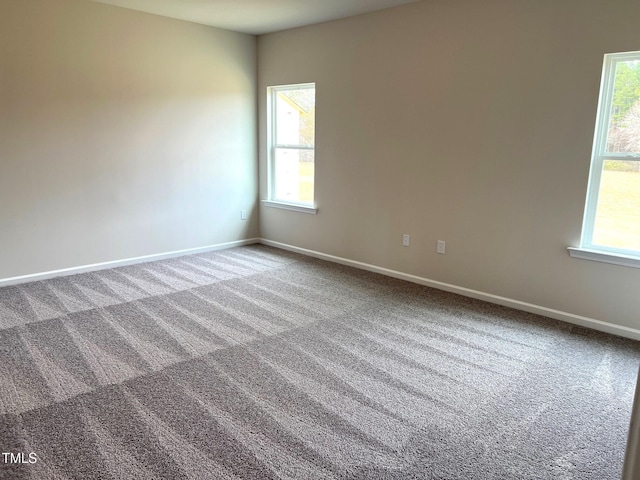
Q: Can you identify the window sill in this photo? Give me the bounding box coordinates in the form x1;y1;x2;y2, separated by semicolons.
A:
567;247;640;269
262;200;318;215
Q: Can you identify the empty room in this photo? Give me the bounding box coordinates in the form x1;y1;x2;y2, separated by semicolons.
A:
1;0;640;478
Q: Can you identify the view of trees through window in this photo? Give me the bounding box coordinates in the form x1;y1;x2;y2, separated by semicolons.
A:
607;60;640;156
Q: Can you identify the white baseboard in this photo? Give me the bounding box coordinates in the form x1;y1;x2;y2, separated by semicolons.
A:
260;239;640;341
0;238;261;287
3;236;637;341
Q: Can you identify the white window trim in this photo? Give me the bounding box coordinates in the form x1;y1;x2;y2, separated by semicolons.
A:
570;51;640;267
266;82;317;211
261;200;318;214
568;247;640;269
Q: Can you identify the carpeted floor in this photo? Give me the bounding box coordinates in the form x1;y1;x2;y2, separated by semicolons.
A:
0;244;638;479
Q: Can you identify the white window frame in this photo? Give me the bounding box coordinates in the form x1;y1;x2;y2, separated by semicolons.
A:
264;83;317;214
569;51;640;268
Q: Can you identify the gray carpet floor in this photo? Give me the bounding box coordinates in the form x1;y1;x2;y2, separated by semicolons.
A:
0;244;638;479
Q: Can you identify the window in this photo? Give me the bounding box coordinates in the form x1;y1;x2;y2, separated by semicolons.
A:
267;83;316;210
575;51;640;264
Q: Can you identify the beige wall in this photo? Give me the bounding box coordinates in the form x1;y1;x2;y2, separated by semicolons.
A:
258;0;640;330
0;0;258;279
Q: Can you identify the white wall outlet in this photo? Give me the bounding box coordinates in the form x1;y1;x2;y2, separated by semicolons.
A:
402;234;410;247
437;240;446;254
240;209;247;220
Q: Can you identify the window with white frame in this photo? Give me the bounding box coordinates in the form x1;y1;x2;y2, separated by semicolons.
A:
578;51;640;260
267;83;316;208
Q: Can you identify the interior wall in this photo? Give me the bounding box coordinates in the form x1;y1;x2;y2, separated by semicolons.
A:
258;0;640;331
0;0;258;279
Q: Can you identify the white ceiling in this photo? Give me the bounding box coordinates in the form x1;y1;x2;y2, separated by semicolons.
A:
90;0;421;35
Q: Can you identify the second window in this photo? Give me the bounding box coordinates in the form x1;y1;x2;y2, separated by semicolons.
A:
268;83;316;207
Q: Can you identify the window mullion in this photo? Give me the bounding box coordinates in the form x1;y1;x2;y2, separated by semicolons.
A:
601;154;640;161
274;144;314;150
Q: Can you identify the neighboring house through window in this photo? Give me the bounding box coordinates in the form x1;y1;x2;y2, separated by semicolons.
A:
266;83;316;212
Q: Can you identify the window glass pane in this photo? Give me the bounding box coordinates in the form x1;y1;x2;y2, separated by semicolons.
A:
606;60;640;153
274;148;314;204
592;160;640;250
276;88;315;146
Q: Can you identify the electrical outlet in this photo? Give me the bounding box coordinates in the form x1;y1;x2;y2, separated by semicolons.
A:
240;210;247;220
437;240;446;254
402;234;410;247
